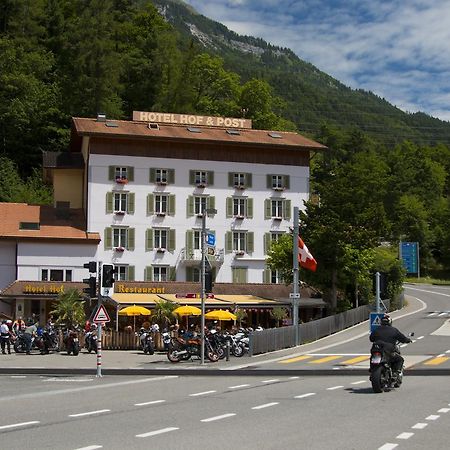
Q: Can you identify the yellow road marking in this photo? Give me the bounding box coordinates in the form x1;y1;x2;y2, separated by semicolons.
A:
279;355;313;364
341;356;369;365
423;356;450;366
309;355;342;364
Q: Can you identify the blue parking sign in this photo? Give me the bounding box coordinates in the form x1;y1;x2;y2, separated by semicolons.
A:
370;312;384;333
206;233;215;246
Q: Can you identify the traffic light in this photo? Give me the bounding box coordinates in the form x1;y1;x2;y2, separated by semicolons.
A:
205;268;213;293
83;276;97;298
83;261;97;273
102;264;115;288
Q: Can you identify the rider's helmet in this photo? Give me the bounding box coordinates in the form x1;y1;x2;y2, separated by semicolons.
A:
381;314;392;326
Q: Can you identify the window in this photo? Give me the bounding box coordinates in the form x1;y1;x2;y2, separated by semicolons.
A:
105;227;135;251
272;175;283;189
113;228;128;248
115;265;129;281
228;172;252;189
264;198;291;220
270;269;283;284
155;194;168;215
154;229;168;249
233;232;246;252
226;197;253;219
41;269;72;282
264;232;284;254
114;192;128;213
271;232;282;242
153;266;168;282
194;196;208;215
189;170;214;186
271;199;284;218
225;231;254;254
149;168;175;185
195;171;207;185
267;174;289;190
156;169;168;184
193;230;201;250
233;198;246;217
115;167;128;181
234;173;245;187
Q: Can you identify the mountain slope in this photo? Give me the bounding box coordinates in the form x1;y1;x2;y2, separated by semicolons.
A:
152;0;450;146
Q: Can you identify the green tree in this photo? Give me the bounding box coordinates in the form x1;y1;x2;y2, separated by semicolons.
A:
270;306;288;327
152;300;177;329
50;288;85;328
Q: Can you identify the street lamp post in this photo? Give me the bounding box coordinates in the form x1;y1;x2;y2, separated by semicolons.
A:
201;207;217;365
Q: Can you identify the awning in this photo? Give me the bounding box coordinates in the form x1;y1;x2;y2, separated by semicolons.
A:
111;293;163;306
214;295;279;306
158;294;232;307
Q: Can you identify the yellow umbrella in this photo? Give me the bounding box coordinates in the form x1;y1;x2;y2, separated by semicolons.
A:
173;305;201;316
118;305;151;332
205;309;237;321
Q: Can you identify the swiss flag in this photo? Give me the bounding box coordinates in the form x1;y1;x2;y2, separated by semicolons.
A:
298;237;317;272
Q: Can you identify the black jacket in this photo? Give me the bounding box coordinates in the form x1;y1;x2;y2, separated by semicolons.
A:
370;325;411;346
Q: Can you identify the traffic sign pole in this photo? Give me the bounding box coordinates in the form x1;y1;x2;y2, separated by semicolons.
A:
97;261;103;378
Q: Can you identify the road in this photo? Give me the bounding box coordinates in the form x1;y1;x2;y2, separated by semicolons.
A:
1;284;449;449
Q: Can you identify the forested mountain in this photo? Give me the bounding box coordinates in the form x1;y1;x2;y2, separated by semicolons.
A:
152;0;450;147
1;0;449;308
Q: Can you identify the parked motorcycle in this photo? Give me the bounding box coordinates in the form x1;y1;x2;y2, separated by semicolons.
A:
137;328;155;355
13;331;40;353
84;329;98;354
167;334;219;363
64;328;80;356
369;332;414;393
38;327;60;354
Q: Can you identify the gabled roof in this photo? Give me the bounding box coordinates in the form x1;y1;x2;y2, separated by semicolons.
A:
71;117;327;151
0;203;100;242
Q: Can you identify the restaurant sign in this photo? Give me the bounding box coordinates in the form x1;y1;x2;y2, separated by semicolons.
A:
116;284;166;294
133;111;252;129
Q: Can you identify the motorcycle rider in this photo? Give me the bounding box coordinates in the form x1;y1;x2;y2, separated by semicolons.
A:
369;314;412;375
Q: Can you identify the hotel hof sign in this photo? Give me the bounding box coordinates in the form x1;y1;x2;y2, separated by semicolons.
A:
133;111;252;129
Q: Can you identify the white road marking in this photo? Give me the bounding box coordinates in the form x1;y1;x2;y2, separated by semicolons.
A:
411;423;428;429
438;312;447;316
396;432;414;439
252;402;279;410
69;409;110;418
200;413;236;422
445;350;450;354
327;386;344;390
428;312;439;316
189;390;216;397
378;444;398;450
136;427;179;438
436;353;446;358
294;393;316;399
351;380;366;385
289;376;300;379
426;415;440;420
417;336;424;340
74;446;103;450
438;408;450;413
11;376;27;379
400;344;408;348
261;379;279;383
134;400;166;406
0;421;40;431
228;384;250;389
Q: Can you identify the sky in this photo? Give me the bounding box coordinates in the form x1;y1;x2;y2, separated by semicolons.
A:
183;0;450;122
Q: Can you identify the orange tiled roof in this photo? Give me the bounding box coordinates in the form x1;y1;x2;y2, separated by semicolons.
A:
71;117;327;150
0;203;100;242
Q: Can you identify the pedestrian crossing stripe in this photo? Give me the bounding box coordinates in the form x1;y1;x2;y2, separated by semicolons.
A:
309;355;341;364
279;355;312;364
423;356;450;366
340;355;369;365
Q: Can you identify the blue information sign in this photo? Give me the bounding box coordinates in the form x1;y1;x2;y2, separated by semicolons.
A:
206;233;215;246
400;242;419;274
369;312;385;333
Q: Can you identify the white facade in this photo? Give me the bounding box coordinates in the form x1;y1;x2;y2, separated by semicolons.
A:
0;241;16;290
87;154;309;283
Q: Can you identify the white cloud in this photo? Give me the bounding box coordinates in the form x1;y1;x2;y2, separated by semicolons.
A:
183;0;450;121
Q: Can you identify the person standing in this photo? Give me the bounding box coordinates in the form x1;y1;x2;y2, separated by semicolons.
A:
0;320;11;354
23;320;38;355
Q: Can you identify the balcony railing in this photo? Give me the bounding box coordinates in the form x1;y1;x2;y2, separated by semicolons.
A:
179;247;224;265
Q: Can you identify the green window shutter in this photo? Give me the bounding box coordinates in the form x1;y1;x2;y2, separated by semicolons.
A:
187;196;194;217
284;175;290;190
207;171;214;186
186;230;194;258
233;268;247;284
264;199;271;219
127;265;135;281
232;268;238;284
246;173;252;188
283;199;291;220
127;167;134;181
168;169;175;184
127;193;135;214
168;229;176;251
246;198;253;219
263;269;271;283
104;227;112;250
169;266;176;281
264;233;271;254
127;228;135;251
108;166;115;181
144;266;152;281
106;192;113;213
168;194;176;216
266;174;272;189
241;268;248;283
147;194;154;215
226;197;233;218
225;231;233;253
207;196;215;210
189;170;195;185
228;172;234;187
145;229;154;251
149;168;156;183
246;232;254;253
186;266;193;282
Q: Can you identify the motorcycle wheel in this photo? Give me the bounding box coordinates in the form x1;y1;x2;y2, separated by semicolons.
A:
167;349;182;363
217;346;226;360
371;366;389;393
207;350;219;362
14;340;25;353
232;344;244;357
148;346;155;356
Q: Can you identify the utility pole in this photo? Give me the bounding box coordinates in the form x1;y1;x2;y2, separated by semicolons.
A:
292;207;300;346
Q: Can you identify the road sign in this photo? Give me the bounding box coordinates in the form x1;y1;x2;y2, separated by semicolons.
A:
400;241;419;274
206;233;215;246
93;305;110;323
207;246;215;255
289;293;300;299
369;312;384;333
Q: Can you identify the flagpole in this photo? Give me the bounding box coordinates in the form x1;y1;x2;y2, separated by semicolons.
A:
293;207;300;346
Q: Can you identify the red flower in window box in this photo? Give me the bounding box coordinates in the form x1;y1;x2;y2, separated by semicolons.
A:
115;178;129;184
